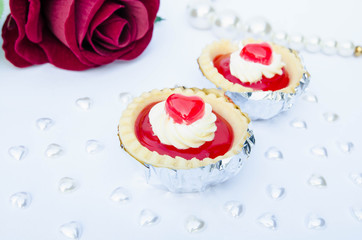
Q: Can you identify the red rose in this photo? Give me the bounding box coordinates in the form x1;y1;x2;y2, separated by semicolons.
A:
2;0;160;70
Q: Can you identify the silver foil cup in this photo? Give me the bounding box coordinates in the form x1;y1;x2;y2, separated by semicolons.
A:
225;72;310;120
144;129;255;193
225;51;311;120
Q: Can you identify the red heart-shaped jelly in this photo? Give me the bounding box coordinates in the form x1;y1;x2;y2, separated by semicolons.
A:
240;42;273;65
165;94;205;125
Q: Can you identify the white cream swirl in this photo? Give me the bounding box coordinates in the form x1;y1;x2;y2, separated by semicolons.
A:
229;44;285;83
148;101;217;149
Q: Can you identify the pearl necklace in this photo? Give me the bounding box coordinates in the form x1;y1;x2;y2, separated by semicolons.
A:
186;0;362;57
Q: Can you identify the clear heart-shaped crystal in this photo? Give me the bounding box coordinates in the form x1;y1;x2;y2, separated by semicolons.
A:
257;213;277;230
266;185;286;200
350;173;362;187
308;175;327;188
223;201;243;218
139;209;159;226
85;140;103;154
310;146;328;158
290;120;307;129
36;118;54;131
110;187;131;203
76;97;92;110
306;214;326;230
59;221;82;239
59;177;78;193
323;112;339;122
351;207;362;222
264;147;283;161
45;144;63;158
8;145;28;161
337;141;354;153
10;192;32;209
185;216;205;233
119;92;133;104
302;93;318;103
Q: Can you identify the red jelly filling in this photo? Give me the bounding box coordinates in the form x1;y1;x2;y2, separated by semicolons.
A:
213;43;290;91
165;94;205;125
135;102;234;160
240;42;273;65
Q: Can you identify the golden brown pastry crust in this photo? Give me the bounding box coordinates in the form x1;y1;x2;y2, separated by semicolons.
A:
118;87;250;170
198;39;305;93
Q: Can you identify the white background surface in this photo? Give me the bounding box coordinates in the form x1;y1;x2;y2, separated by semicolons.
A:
1;0;362;239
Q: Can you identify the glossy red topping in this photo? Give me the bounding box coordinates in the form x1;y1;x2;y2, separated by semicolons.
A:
135;102;234;160
240;43;273;65
165;94;205;125
213;53;290;91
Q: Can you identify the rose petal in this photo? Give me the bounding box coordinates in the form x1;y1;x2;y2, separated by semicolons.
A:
93;30;115;50
94;27;129;50
83;23;154;63
87;1;123;41
42;0;74;46
39;29;94;70
25;0;43;43
95;28;133;52
118;27;154;60
87;37;112;56
81;36;120;65
81;29;128;64
116;24;132;47
120;0;149;40
139;0;160;24
75;0;106;46
82;15;129;62
43;0;94;66
85;30;113;56
94;29;132;52
2;15;32;67
14;35;48;65
97;15;128;46
4;0;48;65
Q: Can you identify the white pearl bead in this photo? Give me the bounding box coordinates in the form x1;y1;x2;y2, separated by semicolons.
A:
245;17;272;39
287;34;304;51
304;35;321;53
272;31;288;46
321;39;337;55
212;10;242;40
186;0;215;30
337;41;355;57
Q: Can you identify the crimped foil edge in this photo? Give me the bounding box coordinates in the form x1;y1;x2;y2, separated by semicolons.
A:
144;129;255;193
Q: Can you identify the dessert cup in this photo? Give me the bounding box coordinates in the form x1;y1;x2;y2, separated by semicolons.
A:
198;39;310;120
118;87;254;192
